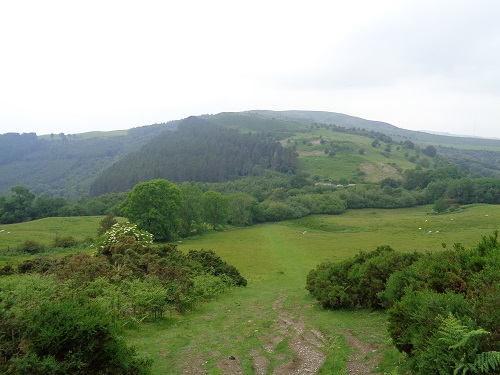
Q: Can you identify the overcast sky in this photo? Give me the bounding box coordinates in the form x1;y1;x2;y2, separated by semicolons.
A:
1;0;499;138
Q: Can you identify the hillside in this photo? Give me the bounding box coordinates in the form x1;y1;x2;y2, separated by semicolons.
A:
250;110;500;147
0;121;179;199
1;110;499;200
90;117;298;195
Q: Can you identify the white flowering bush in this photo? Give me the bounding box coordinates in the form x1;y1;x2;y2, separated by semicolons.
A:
100;222;154;249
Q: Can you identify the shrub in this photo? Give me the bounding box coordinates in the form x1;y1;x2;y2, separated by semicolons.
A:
187;249;247;286
387;289;473;358
6;299;152;374
98;213;118;235
53;234;77;248
306;246;420;309
18;239;45;254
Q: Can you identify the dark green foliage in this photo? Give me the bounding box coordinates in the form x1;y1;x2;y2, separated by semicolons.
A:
201;191;230;229
2;299;151;374
90;116;298;195
427;313;500;375
433;198;449;213
32;194;67;219
0;185;35;223
0;123;177;200
4;231;246;369
178;183;205;236
18;240;45;254
187;249;247;286
306;246;420;309
228;192;259;226
17;257;58;274
53;234;77;248
97;213;118;235
384;232;500;373
308;231;500;373
422;145;437;157
387;289;474;356
120;179;183;241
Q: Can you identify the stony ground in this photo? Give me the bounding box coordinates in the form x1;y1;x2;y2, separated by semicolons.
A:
180;290;382;375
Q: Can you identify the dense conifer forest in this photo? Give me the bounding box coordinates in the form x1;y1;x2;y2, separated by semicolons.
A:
90;117;298;195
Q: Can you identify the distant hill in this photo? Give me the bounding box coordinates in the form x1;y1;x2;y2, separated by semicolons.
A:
1;110;499;200
89;116;298;195
0;121;179;199
248;110;500;148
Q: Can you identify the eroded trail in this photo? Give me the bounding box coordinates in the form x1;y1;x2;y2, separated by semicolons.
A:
345;330;382;375
130;224;390;374
189;290;383;375
251;290;326;375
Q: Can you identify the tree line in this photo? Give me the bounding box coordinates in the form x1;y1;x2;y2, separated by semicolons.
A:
0;122;178;200
1;164;499;231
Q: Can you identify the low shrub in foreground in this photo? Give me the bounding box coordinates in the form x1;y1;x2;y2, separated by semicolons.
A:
307;231;500;374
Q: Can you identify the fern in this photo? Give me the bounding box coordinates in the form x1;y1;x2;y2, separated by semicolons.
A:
454;351;500;374
437;313;500;375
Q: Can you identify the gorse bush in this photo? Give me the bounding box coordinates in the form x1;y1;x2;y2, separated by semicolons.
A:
306;245;420;309
2;226;247;372
53;234;77;248
18;239;45;254
307;231;500;374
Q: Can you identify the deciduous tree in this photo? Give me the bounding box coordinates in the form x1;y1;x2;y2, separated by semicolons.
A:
120;179;182;241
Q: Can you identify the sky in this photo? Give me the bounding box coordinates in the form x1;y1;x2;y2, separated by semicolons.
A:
1;0;499;138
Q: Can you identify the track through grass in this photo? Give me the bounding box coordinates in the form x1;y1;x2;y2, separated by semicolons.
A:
125;204;499;374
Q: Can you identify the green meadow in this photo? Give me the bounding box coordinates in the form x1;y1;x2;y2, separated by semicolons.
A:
127;204;499;374
1;204;498;373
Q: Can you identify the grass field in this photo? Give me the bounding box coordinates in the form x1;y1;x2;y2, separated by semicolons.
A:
1;205;498;373
124;204;499;374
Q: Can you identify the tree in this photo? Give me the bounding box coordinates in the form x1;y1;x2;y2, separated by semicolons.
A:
179;183;205;236
97;213;118;235
433;198;449;213
422;145;437;158
228;192;258;226
119;179;183;241
0;185;36;223
202;191;230;229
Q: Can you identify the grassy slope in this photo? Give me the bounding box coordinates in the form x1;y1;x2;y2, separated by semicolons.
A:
0;216;102;248
209;112;422;182
125;204;499;374
290;128;416;182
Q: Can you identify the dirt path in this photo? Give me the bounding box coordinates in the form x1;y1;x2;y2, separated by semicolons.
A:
181;290;383;374
345;330;382;375
251;290;327;374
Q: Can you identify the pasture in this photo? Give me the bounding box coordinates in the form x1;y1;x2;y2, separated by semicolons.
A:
128;204;499;374
1;204;498;373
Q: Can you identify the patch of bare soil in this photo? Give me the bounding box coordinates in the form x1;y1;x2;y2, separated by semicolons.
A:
262;290;327;374
296;150;325;156
360;162;401;182
181;348;209;375
217;355;244;374
345;330;382;375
